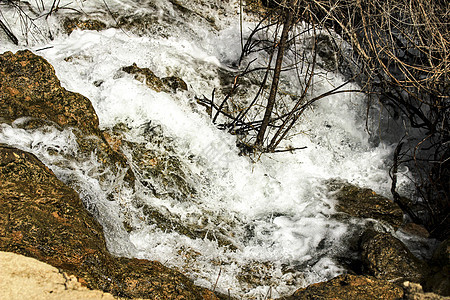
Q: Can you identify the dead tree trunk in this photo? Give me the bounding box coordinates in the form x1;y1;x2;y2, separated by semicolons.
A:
255;0;297;148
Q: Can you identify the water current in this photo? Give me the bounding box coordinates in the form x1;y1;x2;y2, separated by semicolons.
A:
0;0;415;298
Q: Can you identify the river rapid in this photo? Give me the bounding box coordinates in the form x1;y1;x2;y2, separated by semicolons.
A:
0;0;414;298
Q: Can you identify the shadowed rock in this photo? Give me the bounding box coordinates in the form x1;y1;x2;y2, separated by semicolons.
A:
284;274;403;299
361;230;430;284
425;238;450;296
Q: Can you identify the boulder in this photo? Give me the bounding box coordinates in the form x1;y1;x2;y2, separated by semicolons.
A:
0;50;98;134
425;239;450;296
361;230;430;284
0;145;217;299
285;274;403;299
327;179;404;229
0;49;133;183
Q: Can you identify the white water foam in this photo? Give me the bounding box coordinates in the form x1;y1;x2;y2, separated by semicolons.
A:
0;0;414;298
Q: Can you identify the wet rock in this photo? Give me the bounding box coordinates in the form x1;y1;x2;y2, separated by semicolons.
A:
121;63;166;92
327;179;404;229
162;76;188;92
285;274;403;299
425;239;450;296
361;230;430;284
104;124;238;249
0;50;98;134
121;63;187;93
403;281;449;300
401;223;431;239
63;18;107;34
0;49;133;183
237;261;274;286
115;1;219;37
0;145;217;299
316;34;341;71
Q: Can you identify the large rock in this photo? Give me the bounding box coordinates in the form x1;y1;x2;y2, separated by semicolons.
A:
327;179;404;229
0;50;98;134
0;49;133;183
361;230;430;284
425;239;450;296
284;274;403;299
0;145;217;299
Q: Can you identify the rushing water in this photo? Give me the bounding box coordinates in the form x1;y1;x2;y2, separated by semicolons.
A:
0;0;415;298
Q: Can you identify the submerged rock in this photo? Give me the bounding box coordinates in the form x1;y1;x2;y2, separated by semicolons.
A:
162;76;188;92
0;145;217;299
103;124;239;249
285;274;403;299
121;63;188;93
361;230;430;284
327;179;404;229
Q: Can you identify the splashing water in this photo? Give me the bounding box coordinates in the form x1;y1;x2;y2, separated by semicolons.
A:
0;0;413;298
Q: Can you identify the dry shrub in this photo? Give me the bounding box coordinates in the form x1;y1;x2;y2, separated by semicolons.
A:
308;0;449;238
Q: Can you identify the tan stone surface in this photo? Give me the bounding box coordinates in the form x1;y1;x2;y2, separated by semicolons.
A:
0;251;115;300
